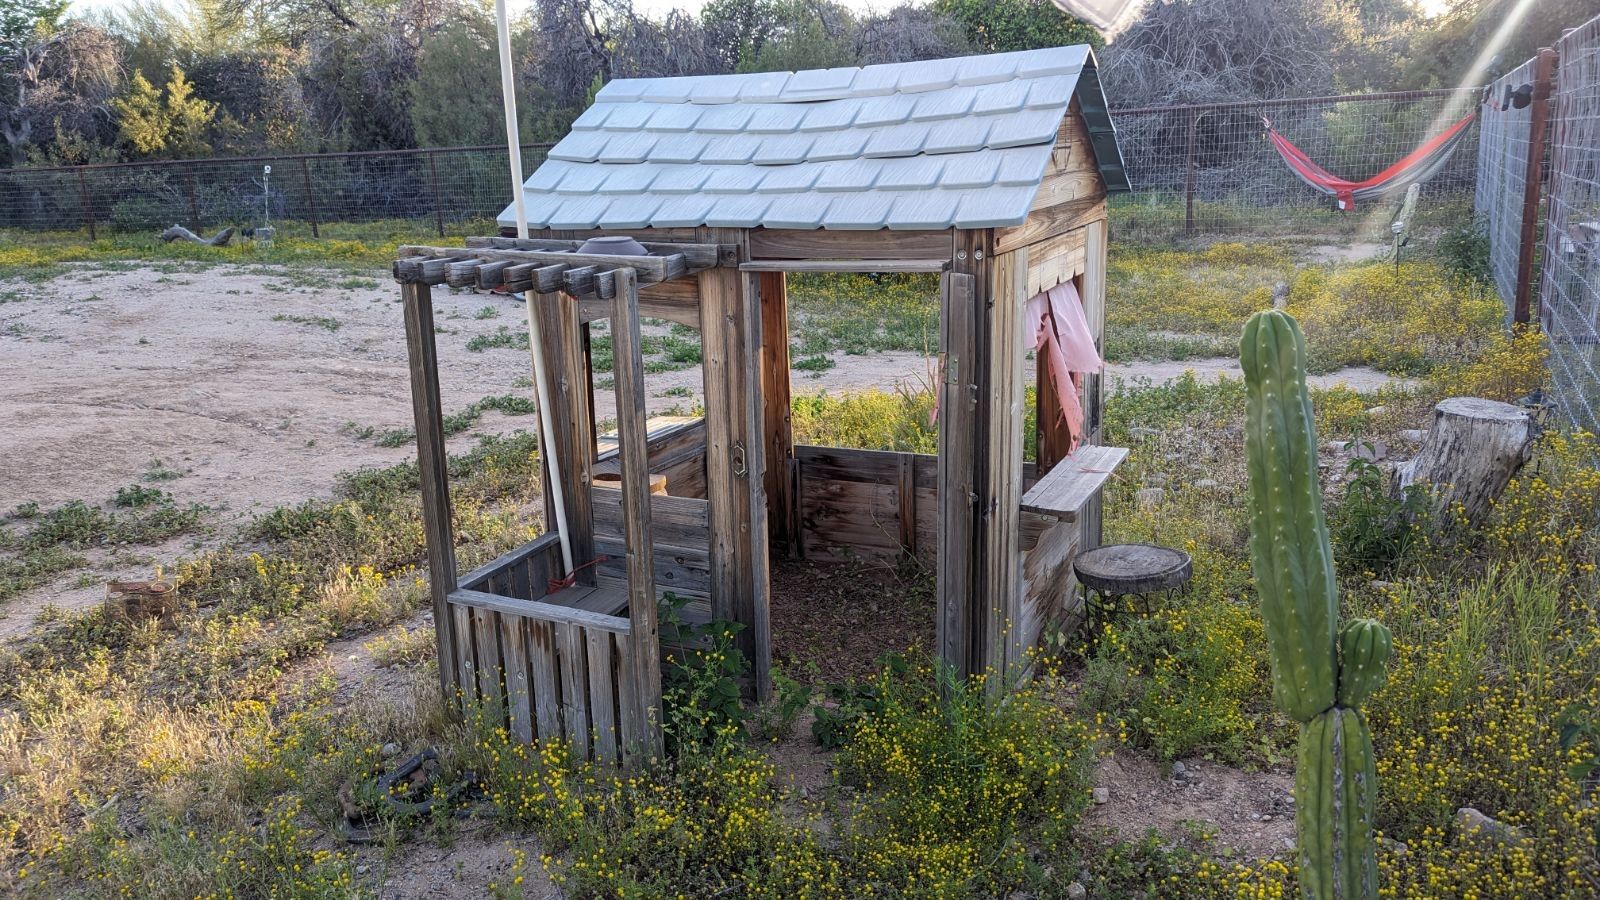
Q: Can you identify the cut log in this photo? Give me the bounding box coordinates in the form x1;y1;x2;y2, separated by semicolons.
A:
160;224;234;247
1394;397;1533;524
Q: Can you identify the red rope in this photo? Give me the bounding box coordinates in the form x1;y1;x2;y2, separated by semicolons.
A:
547;555;611;593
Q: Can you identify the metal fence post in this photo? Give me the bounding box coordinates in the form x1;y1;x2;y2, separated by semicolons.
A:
1513;47;1558;324
76;167;95;241
300;157;320;238
1184;112;1200;237
428;151;445;238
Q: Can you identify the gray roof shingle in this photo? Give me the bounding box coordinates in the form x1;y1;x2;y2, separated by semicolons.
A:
500;45;1129;234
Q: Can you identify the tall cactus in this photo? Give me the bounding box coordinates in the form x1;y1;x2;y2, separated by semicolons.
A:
1241;310;1392;900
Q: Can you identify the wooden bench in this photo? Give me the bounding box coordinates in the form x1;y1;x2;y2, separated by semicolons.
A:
1020;444;1128;522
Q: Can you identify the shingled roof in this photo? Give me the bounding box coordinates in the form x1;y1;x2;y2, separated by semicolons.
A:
498;46;1128;233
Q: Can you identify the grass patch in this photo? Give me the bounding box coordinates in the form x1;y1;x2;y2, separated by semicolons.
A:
373;394;538;448
270;313;342;331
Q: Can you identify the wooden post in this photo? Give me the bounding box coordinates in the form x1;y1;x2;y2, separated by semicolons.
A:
76;168;95;241
1183;113;1200;237
981;246;1028;682
532;290;596;585
300;158;320;239
697;228;771;700
428;151;446;238
938;244;983;678
610;267;665;761
1513;48;1557;324
402;282;461;705
757;270;797;554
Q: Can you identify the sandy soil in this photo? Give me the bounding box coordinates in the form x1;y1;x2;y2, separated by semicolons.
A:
1084;750;1296;860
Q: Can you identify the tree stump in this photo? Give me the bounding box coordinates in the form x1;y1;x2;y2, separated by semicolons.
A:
1394;397;1533;524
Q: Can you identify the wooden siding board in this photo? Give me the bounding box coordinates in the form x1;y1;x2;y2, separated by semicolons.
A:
500;613;534;743
936;266;979;676
400;282;461;703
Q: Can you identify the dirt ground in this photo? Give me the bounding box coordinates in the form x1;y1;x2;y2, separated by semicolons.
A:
1083;750;1296;860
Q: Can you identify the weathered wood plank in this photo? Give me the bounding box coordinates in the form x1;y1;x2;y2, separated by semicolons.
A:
800;478;902;562
449;589;631;632
500;613;534;743
466;235;726;271
749;228;953;260
578;294;700;329
1017;515;1081;665
1019;445;1129;521
400;282;460;701
993;196;1106;257
399;244;685;284
458;532;561;594
696;229;772;700
558;621;590;758
981;247;1028;679
936;268;978;677
533;290;596;585
586;628;619;764
758;271;797;555
453;603;475;712
594;539;711;600
611;266;665;759
897;452;917;557
1023;229;1087;299
738;258;948;273
473;607;504;718
590;491;709;549
528;618;562;741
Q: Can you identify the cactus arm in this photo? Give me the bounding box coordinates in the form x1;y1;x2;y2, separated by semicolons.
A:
1241;311;1339;722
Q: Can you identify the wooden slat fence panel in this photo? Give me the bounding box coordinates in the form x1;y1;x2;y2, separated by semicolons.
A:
447;588;653;765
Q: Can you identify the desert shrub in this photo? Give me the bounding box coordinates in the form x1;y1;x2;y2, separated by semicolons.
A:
832;655;1098;893
1285;261;1502;374
1435;217;1492;283
787;272;939;355
1426;324;1548;404
1105;242;1292;361
790;387;937;453
1080;597;1282;765
1479;429;1600;573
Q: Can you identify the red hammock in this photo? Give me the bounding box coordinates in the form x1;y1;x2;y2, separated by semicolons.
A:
1264;112;1477;212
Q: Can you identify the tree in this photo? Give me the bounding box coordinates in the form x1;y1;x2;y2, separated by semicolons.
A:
932;0;1100;54
111;63;217;157
1101;0;1359;107
1;0;67;55
0;9;119;164
111;68;163;153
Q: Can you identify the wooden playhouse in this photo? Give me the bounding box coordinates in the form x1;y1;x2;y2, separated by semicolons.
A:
393;45;1131;762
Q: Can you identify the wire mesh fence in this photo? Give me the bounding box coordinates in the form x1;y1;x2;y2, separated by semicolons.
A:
0;144;552;240
1109;89;1482;243
1541;15;1600;440
1476;54;1551;318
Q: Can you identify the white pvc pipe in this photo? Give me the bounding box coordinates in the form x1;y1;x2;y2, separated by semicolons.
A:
494;0;574;575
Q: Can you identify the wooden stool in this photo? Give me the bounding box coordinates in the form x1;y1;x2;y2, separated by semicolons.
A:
1073;543;1193;628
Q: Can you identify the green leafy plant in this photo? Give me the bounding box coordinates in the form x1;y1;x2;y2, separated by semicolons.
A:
1242;309;1392;900
1330;457;1432;574
747;672;811;743
658;593;747;754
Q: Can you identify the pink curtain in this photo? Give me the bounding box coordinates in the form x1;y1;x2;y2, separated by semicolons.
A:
1025;281;1102;455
